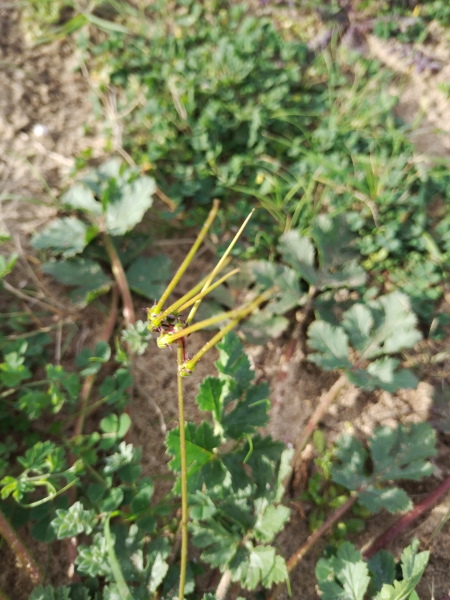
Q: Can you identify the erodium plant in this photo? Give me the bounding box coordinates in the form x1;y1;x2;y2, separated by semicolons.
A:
146;200;273;599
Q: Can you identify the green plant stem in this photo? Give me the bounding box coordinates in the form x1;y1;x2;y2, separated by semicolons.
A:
0;508;42;586
19;478;79;508
154;199;220;314
177;343;189;600
104;514;133;600
102;233;135;325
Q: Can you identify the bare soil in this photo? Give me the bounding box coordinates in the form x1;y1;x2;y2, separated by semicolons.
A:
0;5;449;600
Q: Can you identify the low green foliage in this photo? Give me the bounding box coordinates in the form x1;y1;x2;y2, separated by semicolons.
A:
308;291;421;392
2;0;449;597
31;158;169;306
316;538;429;600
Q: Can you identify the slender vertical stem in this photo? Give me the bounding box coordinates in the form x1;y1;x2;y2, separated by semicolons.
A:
177;343;189;600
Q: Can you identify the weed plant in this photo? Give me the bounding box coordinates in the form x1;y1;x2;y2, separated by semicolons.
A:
1;193;447;599
1;1;450;597
76;0;450;329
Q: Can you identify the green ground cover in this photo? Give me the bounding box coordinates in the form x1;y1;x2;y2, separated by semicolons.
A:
1;1;450;598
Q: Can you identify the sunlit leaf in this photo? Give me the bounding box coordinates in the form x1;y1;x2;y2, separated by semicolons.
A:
32;217;96;257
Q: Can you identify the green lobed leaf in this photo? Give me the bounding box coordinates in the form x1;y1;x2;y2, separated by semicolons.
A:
0;349;32;387
315;542;370;600
350;292;422;360
29;586;72;600
254;503;290;542
215;332;254;389
368;550;396;595
0;252;18;278
103;442;140;474
241;311;289;344
358;486;412;514
100;413;131;438
99;487;124;512
230;544;288;590
196;376;225;421
76;341;111;376
16;390;51;420
104;176;155;235
167;422;225;492
369;423;436;482
248;260;303;315
191;519;242;568
51;501;96;539
313;215;366;288
348;358;418;392
120;320;151;358
131;480;155;514
147;538;171;593
311;292;421;390
126;254;172;300
61;182;102;215
374;540;429;600
98;368;132;411
32;217;96;258
278;230;317;285
46;364;81;408
342;304;374;354
332;424;436;514
308;321;352;370
331;434;369;491
76;532;110;578
222;382;270;439
18;441;65;473
0;475;34;501
42;258;112;306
